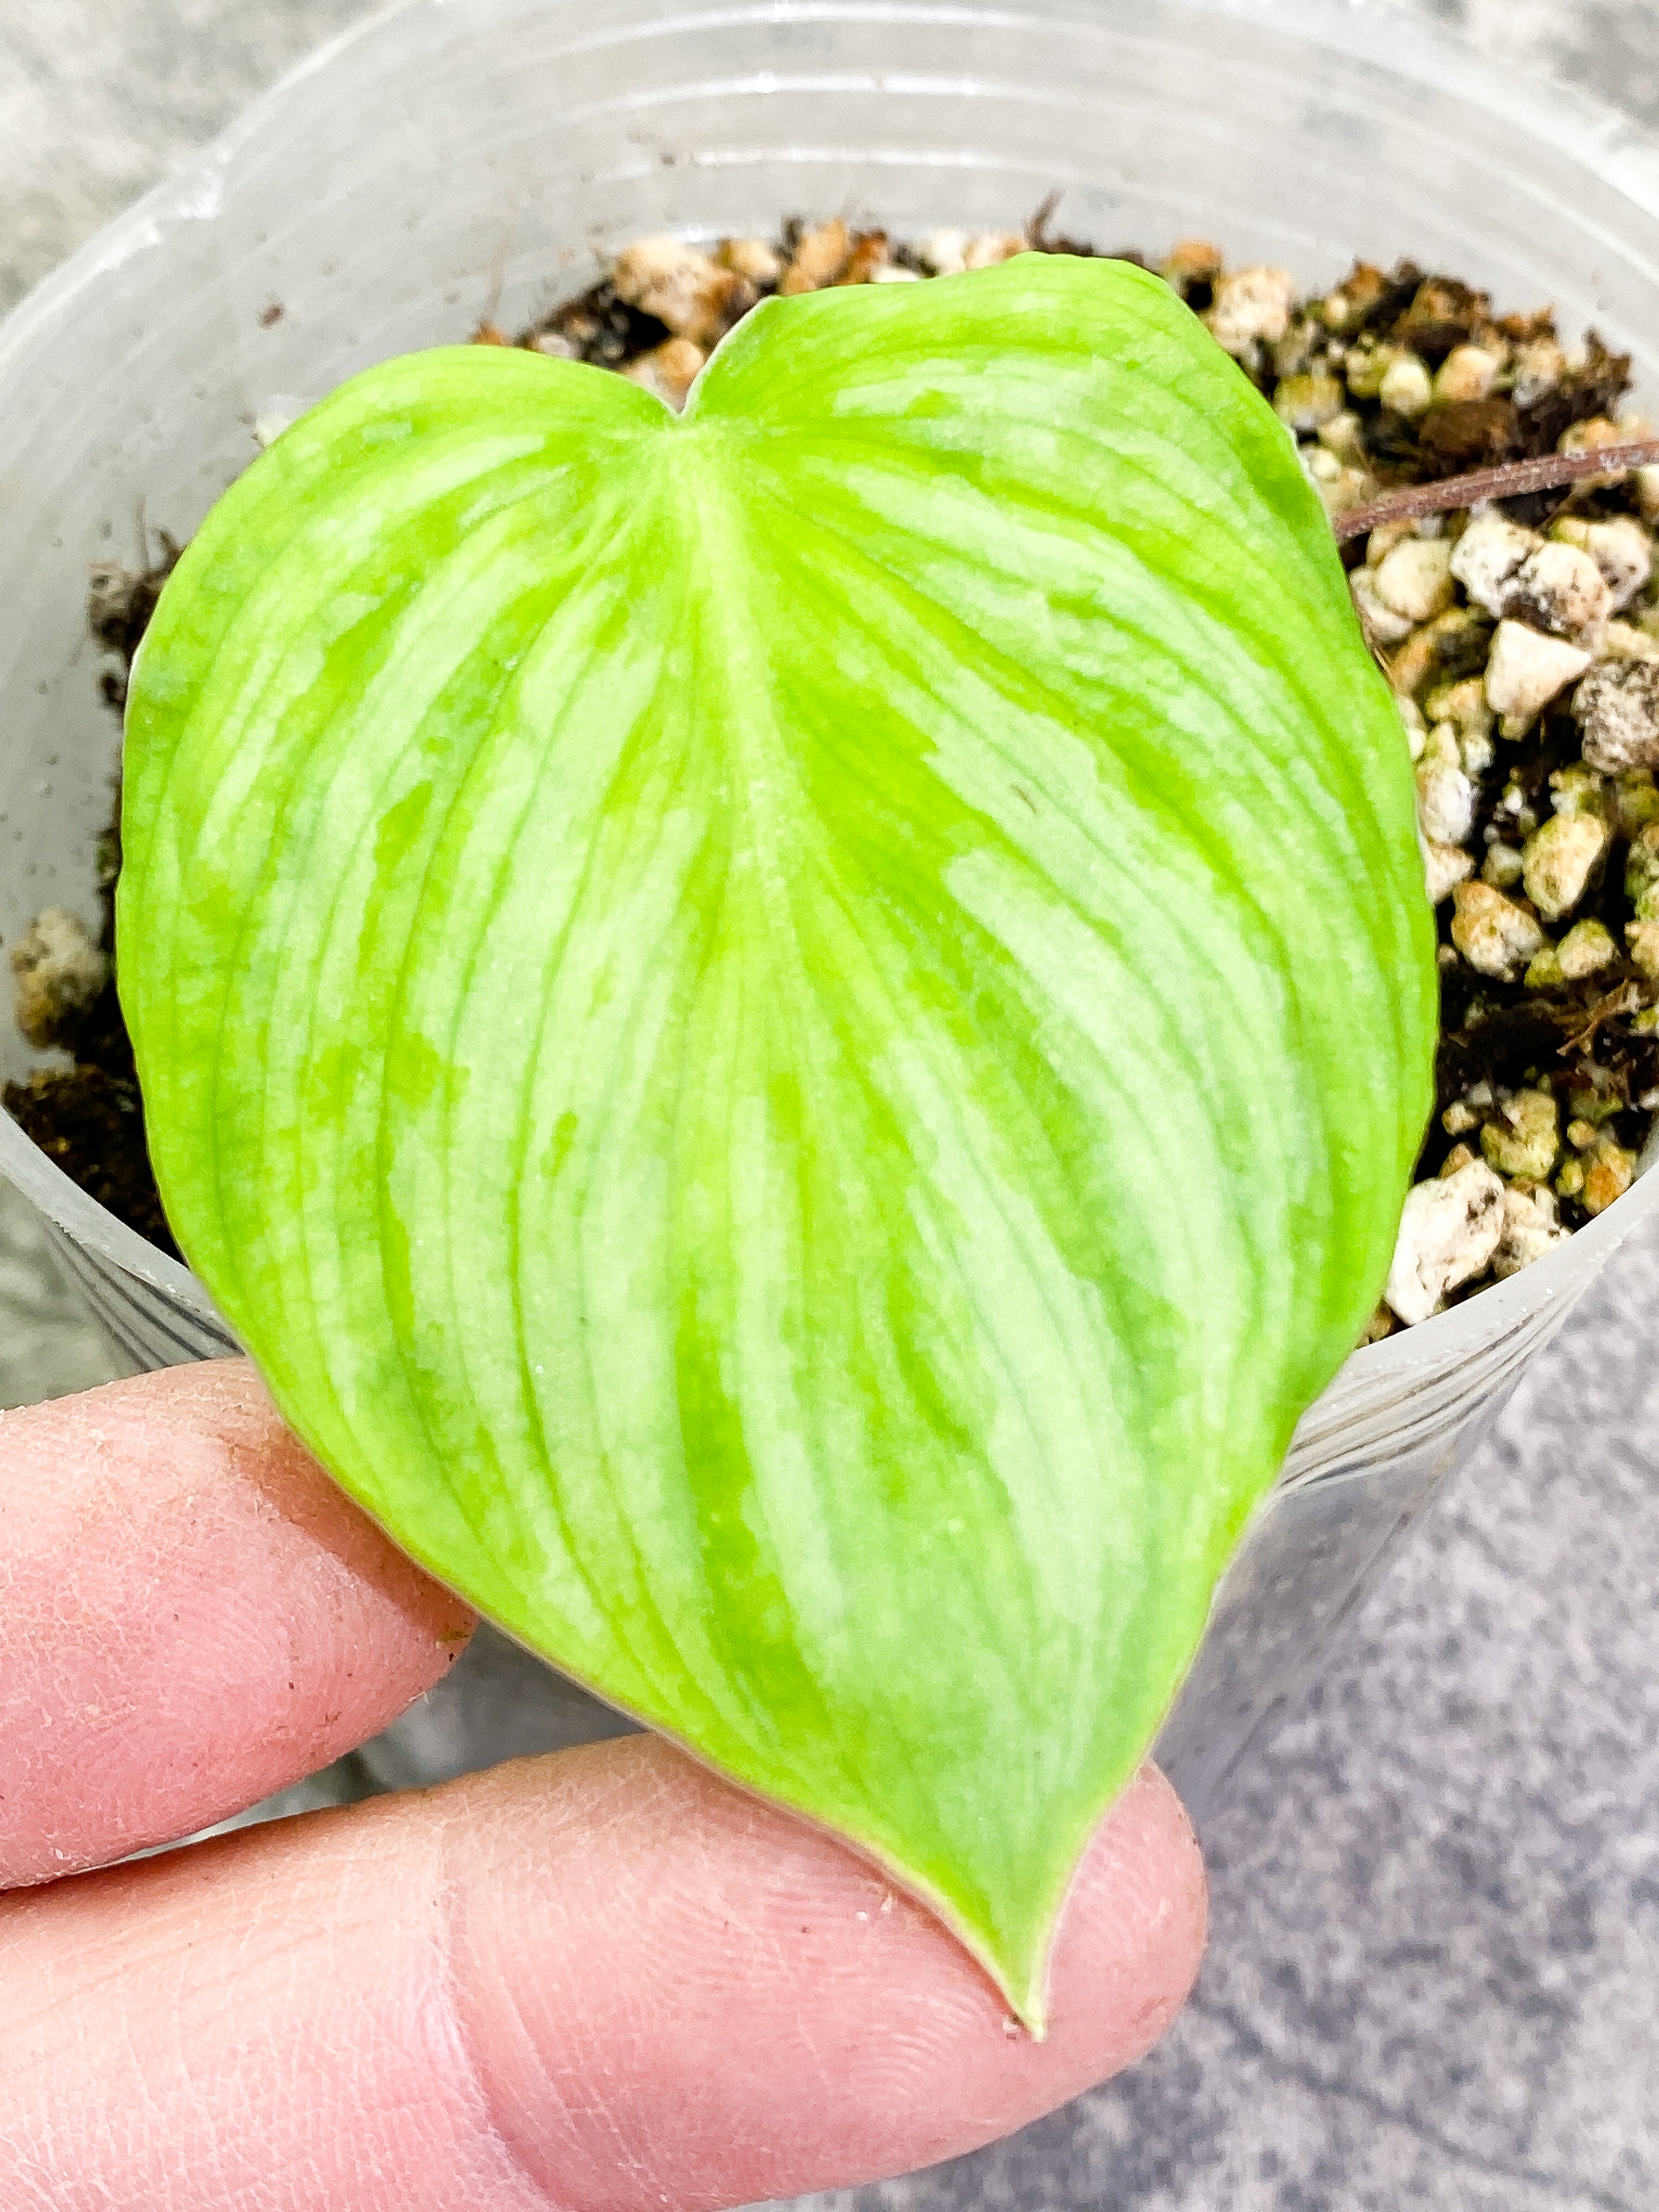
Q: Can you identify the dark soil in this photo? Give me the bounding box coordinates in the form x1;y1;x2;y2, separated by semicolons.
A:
1427;706;1659;1182
4;552;182;1257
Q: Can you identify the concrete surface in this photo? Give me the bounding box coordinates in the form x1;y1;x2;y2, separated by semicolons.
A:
2;2;1657;2205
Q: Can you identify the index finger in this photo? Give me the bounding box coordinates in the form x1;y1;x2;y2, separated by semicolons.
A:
0;1361;476;1886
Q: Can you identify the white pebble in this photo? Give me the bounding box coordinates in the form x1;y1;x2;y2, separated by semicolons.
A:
1556;918;1617;980
1595;620;1659;666
1345;343;1393;400
1417;755;1476;845
1274;373;1346;433
1432;345;1504;407
1573;657;1659;773
1351;566;1416;647
1384;1160;1506;1325
780;219;852;294
1626;919;1659;980
1318;410;1368;464
1480;1088;1561;1181
1482;840;1526;889
1161;239;1224;292
1422;720;1460;770
1547;761;1607;820
1373;538;1456;624
1583;516;1654;613
921;228;970;275
1424;839;1476;905
1508;541;1611;636
1450;511;1543;619
1312;464;1380;523
1426;675;1495;736
621;336;706;411
1459;725;1497;777
963;232;1025;270
1204;266;1297;356
1493;1184;1569;1280
1367;519;1415;567
1521;811;1606;922
9;906;108;1048
1379;352;1434;419
719;236;783;285
252;402;300;450
1483;620;1594;735
1451;881;1547;979
1511;338;1566;408
611;236;741;346
1312;465;1380;523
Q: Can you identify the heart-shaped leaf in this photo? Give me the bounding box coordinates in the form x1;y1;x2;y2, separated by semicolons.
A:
120;256;1435;2027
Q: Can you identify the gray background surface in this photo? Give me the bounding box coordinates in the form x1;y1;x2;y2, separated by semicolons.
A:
2;2;1656;2205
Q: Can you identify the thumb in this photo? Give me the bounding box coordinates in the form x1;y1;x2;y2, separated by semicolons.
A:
2;1734;1204;2210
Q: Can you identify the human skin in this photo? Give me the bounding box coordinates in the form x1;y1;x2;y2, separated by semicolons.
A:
0;1362;1206;2211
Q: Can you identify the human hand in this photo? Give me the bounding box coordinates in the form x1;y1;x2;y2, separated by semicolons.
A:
1;1361;1205;2210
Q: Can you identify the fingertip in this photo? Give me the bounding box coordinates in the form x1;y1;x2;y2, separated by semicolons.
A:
1042;1762;1207;2070
0;1360;476;1886
445;1739;1204;2209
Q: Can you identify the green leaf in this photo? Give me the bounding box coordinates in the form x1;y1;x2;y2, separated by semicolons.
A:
119;256;1435;2028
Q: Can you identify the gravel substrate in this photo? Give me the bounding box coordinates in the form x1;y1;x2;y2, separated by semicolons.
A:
9;219;1658;1331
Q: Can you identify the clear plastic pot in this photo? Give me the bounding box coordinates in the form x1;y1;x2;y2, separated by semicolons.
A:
4;0;1659;1831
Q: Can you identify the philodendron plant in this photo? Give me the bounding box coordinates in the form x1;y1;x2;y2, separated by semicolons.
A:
119;253;1436;2030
